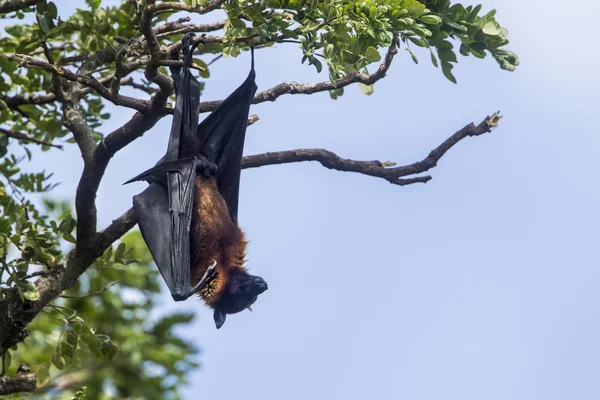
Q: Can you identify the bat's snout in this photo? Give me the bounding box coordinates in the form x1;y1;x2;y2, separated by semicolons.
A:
250;276;268;294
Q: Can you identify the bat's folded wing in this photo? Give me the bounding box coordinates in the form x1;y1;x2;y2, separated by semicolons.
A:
132;158;201;301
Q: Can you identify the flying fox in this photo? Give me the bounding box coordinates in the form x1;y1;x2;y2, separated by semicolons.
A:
125;34;267;329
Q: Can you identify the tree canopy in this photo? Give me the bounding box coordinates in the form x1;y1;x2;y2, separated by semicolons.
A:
0;0;517;398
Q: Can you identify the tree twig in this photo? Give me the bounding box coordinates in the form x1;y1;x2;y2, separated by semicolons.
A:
16;55;149;113
0;127;63;149
147;0;227;15
0;0;42;14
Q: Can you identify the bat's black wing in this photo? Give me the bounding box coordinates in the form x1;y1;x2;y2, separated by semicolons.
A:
124;34;202;301
197;50;258;222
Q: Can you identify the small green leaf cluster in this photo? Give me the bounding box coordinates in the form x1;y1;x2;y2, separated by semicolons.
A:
0;155;64;304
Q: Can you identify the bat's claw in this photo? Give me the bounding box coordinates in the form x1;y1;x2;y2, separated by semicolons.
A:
196;156;218;177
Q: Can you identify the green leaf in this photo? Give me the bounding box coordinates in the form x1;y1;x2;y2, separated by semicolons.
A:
114;242;126;262
24;40;44;52
101;343;119;360
58;217;76;233
359;83;374;95
19;281;40;301
467;4;483;22
364;46;381;62
89;0;101;11
282;29;298;39
36;12;54;34
407;36;427;48
36;362;51;387
63;232;76;244
443;21;467;32
47;2;58;19
4;351;11;371
52;351;66;370
229;18;246;29
329;87;344;100
482;21;502;35
459;43;470;56
420;15;442;25
0;135;8;158
74;346;89;368
311;58;322;73
430;49;438;68
59;342;74;360
441;62;457;84
406;48;418;64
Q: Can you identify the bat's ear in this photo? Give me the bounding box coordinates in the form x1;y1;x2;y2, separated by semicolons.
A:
214;309;226;329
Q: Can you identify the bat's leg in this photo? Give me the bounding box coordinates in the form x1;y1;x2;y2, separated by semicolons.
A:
195;155;218;177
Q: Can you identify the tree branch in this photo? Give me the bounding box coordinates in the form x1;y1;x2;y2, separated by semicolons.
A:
0;373;36;396
147;0;226;15
2;92;56;107
0;0;42;14
242;112;503;185
155;20;227;40
139;0;173;95
198;41;398;112
16;55;149;113
0;127;63;149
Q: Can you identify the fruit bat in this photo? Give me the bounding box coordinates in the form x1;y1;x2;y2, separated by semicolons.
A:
125;34;267;329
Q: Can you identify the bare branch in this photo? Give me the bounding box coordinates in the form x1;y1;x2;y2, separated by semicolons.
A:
16;55;149;113
140;0;173;94
147;0;226;15
118;77;154;94
198;42;398;112
95;208;138;252
0;373;36;396
155;20;227;39
242;112;503;185
0;127;63;149
2;92;56;107
109;45;129;95
0;0;42;14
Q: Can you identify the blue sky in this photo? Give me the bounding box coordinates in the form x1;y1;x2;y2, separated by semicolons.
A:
3;0;600;399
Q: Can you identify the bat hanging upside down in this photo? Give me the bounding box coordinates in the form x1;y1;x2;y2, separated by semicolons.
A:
125;34;267;329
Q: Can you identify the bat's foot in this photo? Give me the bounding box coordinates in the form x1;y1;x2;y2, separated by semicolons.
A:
196;156;218;177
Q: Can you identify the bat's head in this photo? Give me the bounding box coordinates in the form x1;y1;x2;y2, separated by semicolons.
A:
210;270;268;329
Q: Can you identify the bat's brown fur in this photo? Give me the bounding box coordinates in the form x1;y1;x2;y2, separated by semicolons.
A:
190;175;248;307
